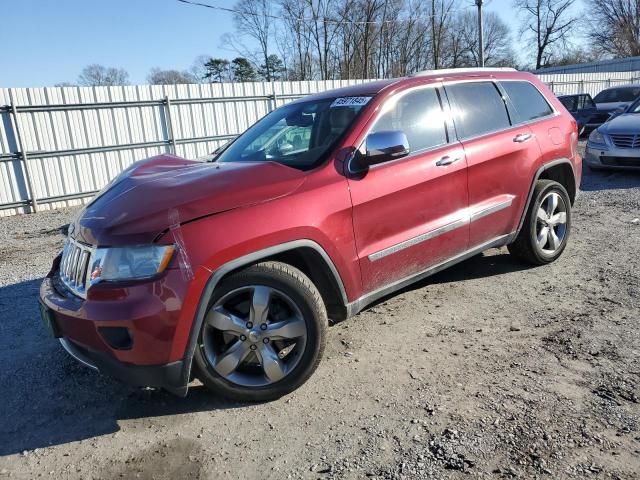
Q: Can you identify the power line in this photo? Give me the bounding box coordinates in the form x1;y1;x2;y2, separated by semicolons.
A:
176;0;462;26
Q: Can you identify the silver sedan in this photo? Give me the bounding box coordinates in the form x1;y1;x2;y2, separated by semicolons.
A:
585;100;640;170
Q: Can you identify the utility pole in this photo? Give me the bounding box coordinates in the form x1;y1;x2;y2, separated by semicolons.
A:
475;0;484;67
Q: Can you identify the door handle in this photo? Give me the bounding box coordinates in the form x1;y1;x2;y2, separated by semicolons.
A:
513;133;533;143
435;155;461;167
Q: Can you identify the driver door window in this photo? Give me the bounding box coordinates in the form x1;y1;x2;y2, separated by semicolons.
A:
370;87;448;155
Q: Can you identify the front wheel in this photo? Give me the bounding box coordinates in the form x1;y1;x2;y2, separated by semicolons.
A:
508;179;572;265
194;261;327;402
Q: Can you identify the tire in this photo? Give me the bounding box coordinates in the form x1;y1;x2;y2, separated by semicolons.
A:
194;261;327;402
508;179;572;265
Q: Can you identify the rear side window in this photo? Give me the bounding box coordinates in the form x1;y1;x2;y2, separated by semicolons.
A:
371;87;448;153
445;82;510;140
501;81;554;123
593;87;640;103
559;96;577;111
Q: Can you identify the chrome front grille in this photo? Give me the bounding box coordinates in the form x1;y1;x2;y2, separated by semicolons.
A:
59;237;94;298
610;134;640;149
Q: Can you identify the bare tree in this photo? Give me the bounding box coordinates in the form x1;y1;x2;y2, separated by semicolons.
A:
228;0;518;80
147;68;197;85
77;64;129;86
514;0;579;69
233;0;274;80
189;55;214;83
552;46;602;66
306;0;345;80
278;0;314;80
430;0;456;69
458;11;516;67
586;0;640;57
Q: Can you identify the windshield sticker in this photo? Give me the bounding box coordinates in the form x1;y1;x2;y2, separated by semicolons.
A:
330;96;372;108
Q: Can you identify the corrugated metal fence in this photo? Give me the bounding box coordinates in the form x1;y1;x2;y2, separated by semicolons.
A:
537;71;640;96
0;79;370;216
1;72;639;216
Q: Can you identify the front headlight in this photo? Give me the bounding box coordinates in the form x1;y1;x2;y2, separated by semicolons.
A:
588;129;606;145
89;245;175;283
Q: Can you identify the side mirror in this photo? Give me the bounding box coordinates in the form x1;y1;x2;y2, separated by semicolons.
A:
365;130;410;164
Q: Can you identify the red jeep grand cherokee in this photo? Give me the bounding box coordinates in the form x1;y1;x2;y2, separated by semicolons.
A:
40;68;581;401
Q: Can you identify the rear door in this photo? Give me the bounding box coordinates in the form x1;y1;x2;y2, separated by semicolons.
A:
347;84;469;293
444;80;541;247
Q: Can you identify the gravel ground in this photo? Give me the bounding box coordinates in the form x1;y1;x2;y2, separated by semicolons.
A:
1;153;639;479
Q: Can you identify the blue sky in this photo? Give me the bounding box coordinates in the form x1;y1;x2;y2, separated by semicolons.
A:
0;0;577;87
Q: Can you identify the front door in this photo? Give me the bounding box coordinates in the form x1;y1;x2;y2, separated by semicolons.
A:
347;85;470;293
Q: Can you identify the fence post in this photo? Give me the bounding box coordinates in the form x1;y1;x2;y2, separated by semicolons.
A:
269;80;278;112
549;81;554;93
164;96;177;154
9;90;38;213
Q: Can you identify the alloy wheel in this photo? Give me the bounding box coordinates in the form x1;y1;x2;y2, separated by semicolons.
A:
535;191;568;254
201;285;308;387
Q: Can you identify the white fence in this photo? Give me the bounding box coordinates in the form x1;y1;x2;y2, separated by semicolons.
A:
538;71;640;96
1;72;639;216
0;79;371;216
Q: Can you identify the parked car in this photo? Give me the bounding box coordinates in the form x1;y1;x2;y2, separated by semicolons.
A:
592;84;640;122
557;93;607;136
39;68;581;401
585;97;640;170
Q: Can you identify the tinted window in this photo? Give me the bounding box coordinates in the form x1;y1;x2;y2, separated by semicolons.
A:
446;82;511;139
371;87;447;153
580;95;595;109
558;96;577;111
501;81;554;123
593;87;640;103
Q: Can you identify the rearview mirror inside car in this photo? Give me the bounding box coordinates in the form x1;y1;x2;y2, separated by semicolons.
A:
286;112;313;127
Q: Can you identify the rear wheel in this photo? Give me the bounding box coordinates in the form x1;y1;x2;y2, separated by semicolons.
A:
194;261;327;402
508;180;572;265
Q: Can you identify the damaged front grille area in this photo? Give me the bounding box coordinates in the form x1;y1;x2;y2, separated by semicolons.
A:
59;237;95;299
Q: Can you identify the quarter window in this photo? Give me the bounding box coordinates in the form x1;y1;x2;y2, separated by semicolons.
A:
445;82;511;140
370;87;448;154
501;81;554;123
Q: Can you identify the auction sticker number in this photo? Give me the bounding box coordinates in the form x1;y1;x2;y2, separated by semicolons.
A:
330;97;371;108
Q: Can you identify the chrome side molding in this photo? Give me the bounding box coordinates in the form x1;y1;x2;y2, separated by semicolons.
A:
368;198;513;262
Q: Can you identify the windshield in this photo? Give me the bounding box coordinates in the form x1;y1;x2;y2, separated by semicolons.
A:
216;96;371;171
593;87;640;103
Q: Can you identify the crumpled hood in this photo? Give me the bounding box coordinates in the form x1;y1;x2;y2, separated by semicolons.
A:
72;154;306;245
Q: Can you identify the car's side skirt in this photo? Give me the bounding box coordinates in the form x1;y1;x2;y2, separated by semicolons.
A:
346;232;515;317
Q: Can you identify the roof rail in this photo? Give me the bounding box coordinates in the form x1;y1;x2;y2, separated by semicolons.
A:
410;67;517;77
